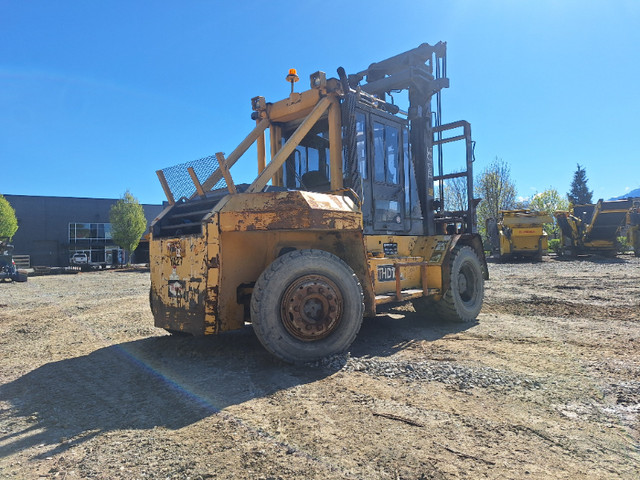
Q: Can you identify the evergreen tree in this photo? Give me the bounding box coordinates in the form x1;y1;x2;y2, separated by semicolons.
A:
0;194;19;239
567;164;593;205
109;191;147;265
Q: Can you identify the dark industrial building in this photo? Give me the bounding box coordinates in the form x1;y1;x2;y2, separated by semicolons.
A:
4;195;164;267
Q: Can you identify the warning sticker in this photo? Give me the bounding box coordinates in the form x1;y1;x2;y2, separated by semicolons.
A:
168;280;185;298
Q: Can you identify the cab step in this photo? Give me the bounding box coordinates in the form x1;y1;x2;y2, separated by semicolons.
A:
375;288;440;305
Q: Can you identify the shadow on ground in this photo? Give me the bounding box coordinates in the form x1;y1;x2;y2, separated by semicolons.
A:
0;311;470;458
551;254;631;264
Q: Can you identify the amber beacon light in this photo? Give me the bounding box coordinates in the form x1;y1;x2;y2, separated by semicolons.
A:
286;68;299;93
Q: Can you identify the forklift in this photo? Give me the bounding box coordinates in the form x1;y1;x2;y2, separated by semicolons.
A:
149;43;487;363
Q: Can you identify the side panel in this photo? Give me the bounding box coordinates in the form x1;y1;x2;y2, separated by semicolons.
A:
364;234;451;299
368;256;423;294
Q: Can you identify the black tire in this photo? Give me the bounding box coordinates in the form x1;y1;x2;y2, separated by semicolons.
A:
13;272;28;282
413;245;484;323
534;239;544;262
250;249;364;364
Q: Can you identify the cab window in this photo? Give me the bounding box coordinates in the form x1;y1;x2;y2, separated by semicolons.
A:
282;120;331;191
373;122;400;185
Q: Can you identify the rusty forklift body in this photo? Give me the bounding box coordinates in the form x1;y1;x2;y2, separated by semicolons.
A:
149;43;487;362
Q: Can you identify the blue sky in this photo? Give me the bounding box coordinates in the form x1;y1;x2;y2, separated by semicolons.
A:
1;0;638;205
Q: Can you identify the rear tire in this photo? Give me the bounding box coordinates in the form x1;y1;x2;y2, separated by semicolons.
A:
413;245;484;323
250;249;364;364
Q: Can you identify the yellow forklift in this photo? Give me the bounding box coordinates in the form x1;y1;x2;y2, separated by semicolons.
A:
149;43;487;362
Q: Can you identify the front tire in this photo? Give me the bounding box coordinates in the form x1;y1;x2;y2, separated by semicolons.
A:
250;249;364;363
413;245;484;323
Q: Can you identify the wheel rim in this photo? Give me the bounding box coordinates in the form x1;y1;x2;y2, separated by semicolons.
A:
280;274;343;341
457;261;477;304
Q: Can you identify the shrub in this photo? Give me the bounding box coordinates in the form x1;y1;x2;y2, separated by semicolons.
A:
548;238;561;254
616;236;631;253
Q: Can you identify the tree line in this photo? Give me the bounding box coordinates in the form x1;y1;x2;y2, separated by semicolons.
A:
467;159;593;241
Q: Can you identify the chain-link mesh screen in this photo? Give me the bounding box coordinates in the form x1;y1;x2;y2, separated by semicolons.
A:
160;155;227;201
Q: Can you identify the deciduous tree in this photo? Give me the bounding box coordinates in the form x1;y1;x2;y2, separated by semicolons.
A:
0;194;18;239
110;191;147;265
441;173;468;212
475;158;517;238
529;187;569;237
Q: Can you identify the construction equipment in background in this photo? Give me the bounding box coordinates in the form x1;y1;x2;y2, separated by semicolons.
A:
554;199;633;257
149;43;488;363
0;237;28;283
486;210;552;261
626;198;640;257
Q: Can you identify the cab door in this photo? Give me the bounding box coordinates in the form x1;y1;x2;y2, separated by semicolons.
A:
370;115;406;232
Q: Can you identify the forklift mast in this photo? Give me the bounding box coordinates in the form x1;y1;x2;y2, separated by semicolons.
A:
343;42;476;236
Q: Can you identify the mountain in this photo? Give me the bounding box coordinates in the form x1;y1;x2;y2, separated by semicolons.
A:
610;187;640;200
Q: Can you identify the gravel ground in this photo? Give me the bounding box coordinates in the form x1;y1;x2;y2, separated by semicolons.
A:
1;255;639;479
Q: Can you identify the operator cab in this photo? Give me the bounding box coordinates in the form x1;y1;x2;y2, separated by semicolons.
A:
280;104;421;236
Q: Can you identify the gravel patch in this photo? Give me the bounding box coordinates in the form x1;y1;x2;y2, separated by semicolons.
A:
312;354;543;391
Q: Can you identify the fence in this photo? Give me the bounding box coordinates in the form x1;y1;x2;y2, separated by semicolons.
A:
13;255;30;269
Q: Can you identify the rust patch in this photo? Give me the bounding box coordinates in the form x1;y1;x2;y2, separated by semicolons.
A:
206;256;220;269
150;288;206;335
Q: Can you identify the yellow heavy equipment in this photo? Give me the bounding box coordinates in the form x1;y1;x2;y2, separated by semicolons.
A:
554;199;633;257
486;210;552;261
149;43;488;363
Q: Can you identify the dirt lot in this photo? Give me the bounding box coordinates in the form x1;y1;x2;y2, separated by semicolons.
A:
1;256;639;479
